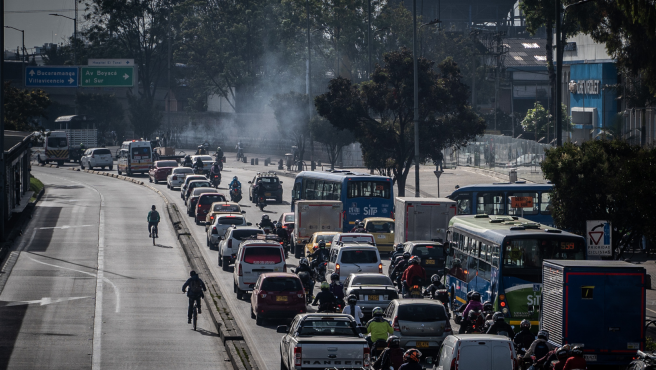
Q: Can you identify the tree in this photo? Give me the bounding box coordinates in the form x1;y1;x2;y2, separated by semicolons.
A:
521;102;570;140
128;93;162;138
270;92;310;163
76;93;125;135
3;82;51;131
542;140;656;257
310;116;356;169
315;49;485;195
483;109;524;137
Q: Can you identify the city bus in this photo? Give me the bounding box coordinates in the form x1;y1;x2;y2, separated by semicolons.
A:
445;214;585;330
291;170;394;232
117;140;152;176
447;183;554;226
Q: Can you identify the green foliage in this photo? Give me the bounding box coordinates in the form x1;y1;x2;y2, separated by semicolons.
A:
128;94;162;138
310;116;356;169
521;102;570;138
76;93;125;135
29;176;44;202
541;140;656;255
270;92;311;162
315;49;485;195
3;82;51;131
482;109;524;136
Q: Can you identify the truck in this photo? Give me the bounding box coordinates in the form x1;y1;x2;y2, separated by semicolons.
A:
292;200;343;258
541;260;646;366
277;314;370;370
54;116;98;162
393;197;457;245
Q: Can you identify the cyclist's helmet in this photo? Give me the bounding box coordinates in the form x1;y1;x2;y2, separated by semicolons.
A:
299;257;309;266
347;294;358;304
318;240;326;249
520;319;531;329
372;307;384;316
493;311;505;323
387;336;401;348
320;282;330;290
190;270;197;276
403;349;422;363
330;273;340;282
396;243;404;252
402;252;411;260
571;346;583;357
537;329;549;340
471;291;481;302
151;205;156;210
453;258;462;267
431;274;441;283
483;301;493;312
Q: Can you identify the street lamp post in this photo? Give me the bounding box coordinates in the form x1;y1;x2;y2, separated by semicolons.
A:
4;26;25;64
49;13;76;65
412;0;420;197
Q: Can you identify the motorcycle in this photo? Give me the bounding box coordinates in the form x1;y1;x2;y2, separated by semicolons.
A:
230;187;242;203
313;261;327;282
297;271;315;304
193;166;204;175
257;195;266;211
371;339;388;360
257;223;273;234
211;173;221;188
317;301;339;313
236;148;244;160
408;284;423;299
630;351;656;370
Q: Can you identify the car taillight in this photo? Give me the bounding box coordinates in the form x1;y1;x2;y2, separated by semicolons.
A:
294;346;302;366
451;357;458;370
238;264;243;276
212;227;218;234
198;203;202;208
392;316;400;331
445;324;452;332
297;291;304;299
260;291;267;298
378;263;383;273
227;239;232;249
363;345;370;367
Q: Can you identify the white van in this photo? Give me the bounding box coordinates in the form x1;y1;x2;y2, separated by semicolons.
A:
233;240;286;299
434;334;517;370
37;131;69;165
326;244;382;283
117;140;152;176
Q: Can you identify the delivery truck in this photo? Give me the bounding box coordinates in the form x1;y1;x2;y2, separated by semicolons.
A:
292;200;343;258
394;197;456;245
541;260;646;366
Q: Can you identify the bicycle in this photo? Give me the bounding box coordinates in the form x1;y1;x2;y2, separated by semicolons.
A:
150;223;158;245
192;300;199;330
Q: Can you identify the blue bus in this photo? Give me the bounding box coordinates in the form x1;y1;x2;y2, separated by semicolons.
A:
445;214;585;331
447;182;554;226
291;170;394;232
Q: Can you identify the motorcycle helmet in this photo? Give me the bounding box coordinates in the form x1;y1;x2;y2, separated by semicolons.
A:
571;346;583;357
556;347;570;359
483;301;493;312
318;240;326;249
471;291;481;302
330;273;340;282
453;258;462;268
493;311;505;323
190;270;197;277
520;319;531;330
410;256;420;264
354;219;360;224
396;244;404;253
358;222;365;228
387;336;400;348
299;257;309;266
262;215;270;220
320;282;330;290
185;155;190;160
233;176;238;180
347;294;357;304
466;291;474;302
372;307;384;316
537;329;549;340
403;349;422;363
431;274;441;283
468;309;481;320
402;252;411;260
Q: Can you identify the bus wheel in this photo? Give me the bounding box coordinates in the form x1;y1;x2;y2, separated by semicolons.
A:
118;169;122;175
57;161;64;166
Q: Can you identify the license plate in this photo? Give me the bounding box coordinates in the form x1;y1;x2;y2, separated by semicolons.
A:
426;259;435;265
265;192;271;196
368;295;379;301
378;234;387;239
416;341;429;348
276;296;288;302
584;355;596;362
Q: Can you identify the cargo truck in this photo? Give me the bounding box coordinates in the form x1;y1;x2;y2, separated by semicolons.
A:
292;200;343;258
394;197;457;245
541;260;646;366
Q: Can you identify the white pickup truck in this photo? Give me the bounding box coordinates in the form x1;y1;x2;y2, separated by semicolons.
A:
278;314;370;370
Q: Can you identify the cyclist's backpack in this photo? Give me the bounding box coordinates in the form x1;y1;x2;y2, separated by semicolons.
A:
189;278;203;296
534;341;550;361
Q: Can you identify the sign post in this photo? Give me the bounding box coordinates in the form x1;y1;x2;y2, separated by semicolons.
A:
586;220;612;257
80;66;134;87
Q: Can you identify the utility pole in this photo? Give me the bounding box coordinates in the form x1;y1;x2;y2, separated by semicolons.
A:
413;0;420;197
50;10;78;113
4;27;25;86
167;6;171;144
306;0;314;169
555;0;563;146
1;0;6;242
368;0;372;78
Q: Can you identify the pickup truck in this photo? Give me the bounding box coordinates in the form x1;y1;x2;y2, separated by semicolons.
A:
278;314;370;370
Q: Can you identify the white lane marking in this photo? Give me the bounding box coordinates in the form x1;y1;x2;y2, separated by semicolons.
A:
6;296;91;306
38;225;92;230
647;307;656;315
24;255;120;312
92;192;106;370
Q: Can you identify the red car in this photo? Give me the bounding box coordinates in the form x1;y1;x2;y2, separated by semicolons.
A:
149;160;178;184
250;272;306;325
186;188;219;217
194;193;227;224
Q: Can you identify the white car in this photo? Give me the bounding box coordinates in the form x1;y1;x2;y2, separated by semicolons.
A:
190;155;215;175
207;214;251;249
326;244;382;283
233;240;286;300
167;167;194;189
218;226;264;271
180;175;207;198
434;334;517;370
80;148;113;170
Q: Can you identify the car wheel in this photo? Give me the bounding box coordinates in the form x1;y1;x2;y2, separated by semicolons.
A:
154;178;158;184
277;197;283;204
251;308;256;319
280;357;287;370
89;165;93;170
206;237;210;247
118;169;122;175
255;314;263;326
80;163;85;169
218;253;223;266
222;257;230;271
195;217;200;225
167;183;170;189
109;165;113;171
294;243;302;259
236;287;244;300
233;281;237;293
101;166;105;170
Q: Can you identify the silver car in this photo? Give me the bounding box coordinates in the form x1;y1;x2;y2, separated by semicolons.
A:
207;214;251;249
167;167;194;189
343;273;398;314
383;299;452;353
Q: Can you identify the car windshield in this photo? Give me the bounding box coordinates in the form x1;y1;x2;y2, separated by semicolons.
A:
340;250;378;263
366;221;394;233
351;275;392;286
157;161;178;167
193;188;217;196
340;235;374;243
315;234;334;243
191;182;212;189
284;214;294;222
47;137;67;147
243;247;283;264
198;156;213;161
213;204;241;213
175;168;194;174
232;229;264;240
131;147;151;157
299;320;357;336
199;194;226;205
412;245;444;258
94;149;111;155
218;216;244;225
258;177;279;184
398;304;448;322
261;277;302;291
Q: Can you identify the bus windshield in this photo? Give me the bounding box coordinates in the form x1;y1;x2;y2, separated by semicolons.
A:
347;181;390;199
502;238;584;275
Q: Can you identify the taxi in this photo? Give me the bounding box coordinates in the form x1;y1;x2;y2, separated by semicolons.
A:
363;217;395;253
304;231;340;256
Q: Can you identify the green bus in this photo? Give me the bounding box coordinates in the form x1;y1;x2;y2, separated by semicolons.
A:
444;214;585;329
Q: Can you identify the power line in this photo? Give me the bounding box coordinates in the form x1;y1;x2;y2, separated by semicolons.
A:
5;9;74;14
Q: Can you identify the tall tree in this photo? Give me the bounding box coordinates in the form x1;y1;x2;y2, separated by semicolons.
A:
76;93;125;136
521;102;571;139
315;49;485;195
310;116;356;169
270;92;311;164
3;82;51;131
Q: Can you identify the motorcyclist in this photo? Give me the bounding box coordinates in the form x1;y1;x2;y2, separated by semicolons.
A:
458;291;475;315
398;349;423;370
562;346;586;370
548;345;572;370
514;319;535;351
308;240;330;271
391;252;411;287
183;155;193;167
448;258;466;281
423;274;447;298
459;291;483;334
373;336;404;370
210;162;221;179
349;219;361;232
259;214;274;230
182;270;207;324
229;176;241;189
486;311;515;338
342;294;364;325
275;222;288;243
295;257;313;275
365;307;394;348
193;157;204;173
352;222;366;233
524;330;555;363
329;273;345;307
401;256;426;296
312;282;337;311
390;244;405;266
254;179;266;204
463;309;485;333
215;146;224;161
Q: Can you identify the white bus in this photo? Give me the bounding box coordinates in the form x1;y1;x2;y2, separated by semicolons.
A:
117;140;152;176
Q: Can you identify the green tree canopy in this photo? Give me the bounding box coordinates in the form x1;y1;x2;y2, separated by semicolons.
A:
315;49;485;195
521;102;570;140
76;93;125;135
310;116;356;169
3;82;51;131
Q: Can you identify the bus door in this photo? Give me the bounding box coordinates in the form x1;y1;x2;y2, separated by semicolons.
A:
472;241;493;303
445;233;469;307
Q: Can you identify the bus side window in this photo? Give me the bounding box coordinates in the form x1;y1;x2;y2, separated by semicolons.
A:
453;192;472;215
481;243;490;262
304;179;315;200
477;260;492;281
466;256;478;282
540;192;552;215
292;182;301;201
507;192;538;215
314;180;324;200
334;182;342;200
491;245;500;267
476;192;505;215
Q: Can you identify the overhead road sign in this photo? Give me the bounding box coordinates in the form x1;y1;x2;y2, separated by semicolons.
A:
25;66;78;87
80;66;134;87
586;220;612;256
88;59;134;66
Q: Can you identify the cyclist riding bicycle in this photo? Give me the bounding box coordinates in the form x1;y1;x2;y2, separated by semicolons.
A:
182;270;207;324
147;205;160;238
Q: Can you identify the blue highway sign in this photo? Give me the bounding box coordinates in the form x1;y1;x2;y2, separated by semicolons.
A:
25;66;79;87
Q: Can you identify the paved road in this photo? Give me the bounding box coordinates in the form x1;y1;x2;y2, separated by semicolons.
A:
0;167;228;370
